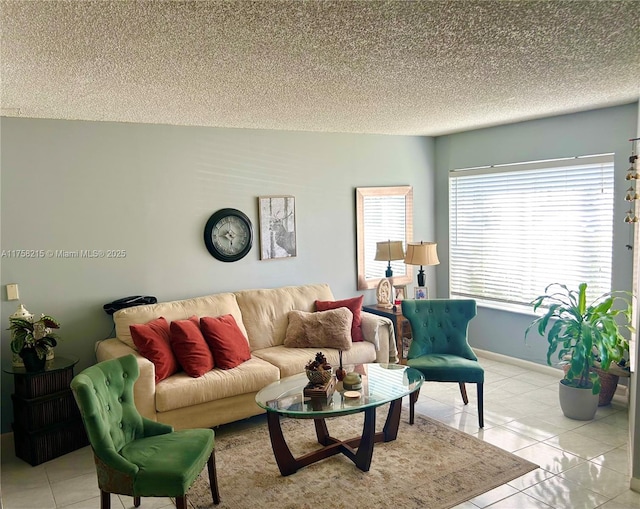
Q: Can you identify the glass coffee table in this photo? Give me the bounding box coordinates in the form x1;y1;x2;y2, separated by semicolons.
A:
255;363;424;476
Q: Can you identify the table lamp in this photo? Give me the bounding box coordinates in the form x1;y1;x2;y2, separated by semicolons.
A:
404;241;439;287
374;240;405;277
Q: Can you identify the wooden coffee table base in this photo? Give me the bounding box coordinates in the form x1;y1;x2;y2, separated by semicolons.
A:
266;398;403;476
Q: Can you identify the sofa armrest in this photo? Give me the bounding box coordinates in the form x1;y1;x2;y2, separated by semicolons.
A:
95;338;157;421
361;312;398;364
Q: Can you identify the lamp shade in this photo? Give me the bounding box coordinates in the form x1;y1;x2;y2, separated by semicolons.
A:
404;242;440;266
374;240;405;261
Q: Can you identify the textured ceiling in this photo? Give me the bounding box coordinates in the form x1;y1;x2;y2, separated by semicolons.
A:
1;0;639;136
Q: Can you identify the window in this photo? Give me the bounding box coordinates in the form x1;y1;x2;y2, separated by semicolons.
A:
449;154;614;308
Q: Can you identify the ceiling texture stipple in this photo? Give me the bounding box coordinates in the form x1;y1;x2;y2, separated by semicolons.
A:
1;0;639;136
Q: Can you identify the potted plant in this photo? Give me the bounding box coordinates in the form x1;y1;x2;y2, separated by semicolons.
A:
9;311;60;372
525;283;633;420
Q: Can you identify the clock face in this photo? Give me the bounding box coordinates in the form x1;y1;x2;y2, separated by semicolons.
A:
204;209;253;262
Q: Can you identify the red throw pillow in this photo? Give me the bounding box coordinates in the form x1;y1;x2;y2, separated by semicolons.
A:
315;295;365;342
200;315;251;369
130;317;180;383
169;316;214;377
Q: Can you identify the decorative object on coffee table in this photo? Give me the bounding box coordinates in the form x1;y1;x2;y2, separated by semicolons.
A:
343;372;362;390
304;352;333;385
303;376;336;406
335;351;346;381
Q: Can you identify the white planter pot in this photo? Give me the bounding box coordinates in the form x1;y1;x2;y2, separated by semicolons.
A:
558;380;599;420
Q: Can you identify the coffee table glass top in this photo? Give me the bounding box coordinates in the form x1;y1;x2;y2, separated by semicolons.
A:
256;363;424;418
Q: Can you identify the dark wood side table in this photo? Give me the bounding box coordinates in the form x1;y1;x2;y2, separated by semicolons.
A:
3;356;89;465
363;305;413;364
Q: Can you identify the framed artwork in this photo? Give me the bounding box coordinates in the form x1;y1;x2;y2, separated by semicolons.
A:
258;195;297;260
414;287;428;300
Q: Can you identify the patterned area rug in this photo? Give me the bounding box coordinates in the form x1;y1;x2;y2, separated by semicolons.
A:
188;408;537;509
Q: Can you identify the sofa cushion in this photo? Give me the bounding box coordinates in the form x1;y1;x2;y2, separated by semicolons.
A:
235;284;335;350
284;308;353;350
315;295;365;342
130;317;180;383
252;343;377;378
114;293;247;350
200;315;251;369
169;316;214;377
155;357;280;413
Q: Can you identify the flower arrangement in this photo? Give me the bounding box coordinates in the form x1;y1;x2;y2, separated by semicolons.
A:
9;313;60;360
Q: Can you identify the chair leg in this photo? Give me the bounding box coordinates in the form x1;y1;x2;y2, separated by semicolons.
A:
208;450;221;504
477;383;484;428
176;496;186;509
133;496;140;507
458;382;469;404
409;388;420;425
100;490;110;509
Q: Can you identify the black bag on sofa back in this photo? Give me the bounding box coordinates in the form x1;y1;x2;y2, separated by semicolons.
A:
103;296;157;315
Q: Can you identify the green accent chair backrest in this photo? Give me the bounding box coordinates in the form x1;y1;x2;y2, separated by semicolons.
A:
71;354;220;509
401;299;484;428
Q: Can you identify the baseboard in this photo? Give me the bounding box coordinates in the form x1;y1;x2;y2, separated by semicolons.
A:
475;348;629;407
474;348;562;377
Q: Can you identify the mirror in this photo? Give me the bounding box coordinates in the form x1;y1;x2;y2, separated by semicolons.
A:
356;186;413;290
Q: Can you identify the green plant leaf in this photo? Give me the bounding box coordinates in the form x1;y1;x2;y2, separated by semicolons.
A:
577;283;587;314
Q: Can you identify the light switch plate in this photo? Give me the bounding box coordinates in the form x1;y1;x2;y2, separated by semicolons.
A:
6;284;19;301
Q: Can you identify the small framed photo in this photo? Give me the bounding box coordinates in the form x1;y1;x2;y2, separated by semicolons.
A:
258;195;297;260
414;287;428;300
394;285;407;303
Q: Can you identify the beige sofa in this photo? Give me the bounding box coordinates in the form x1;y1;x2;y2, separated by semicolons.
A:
95;283;396;430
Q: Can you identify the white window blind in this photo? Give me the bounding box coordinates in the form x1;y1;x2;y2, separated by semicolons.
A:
449;155;614;307
364;195;407;280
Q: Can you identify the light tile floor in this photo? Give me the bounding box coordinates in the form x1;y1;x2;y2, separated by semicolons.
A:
1;355;638;508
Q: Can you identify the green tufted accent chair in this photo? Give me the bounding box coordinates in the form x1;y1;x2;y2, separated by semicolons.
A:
70;354;220;509
401;299;484;428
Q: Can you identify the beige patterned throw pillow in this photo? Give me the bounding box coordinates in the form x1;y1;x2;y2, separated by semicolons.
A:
284;308;353;350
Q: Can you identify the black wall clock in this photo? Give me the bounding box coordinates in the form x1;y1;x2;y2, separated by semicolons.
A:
204;208;253;262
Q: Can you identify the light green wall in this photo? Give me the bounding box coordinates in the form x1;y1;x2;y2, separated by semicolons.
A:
0;118;436;433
